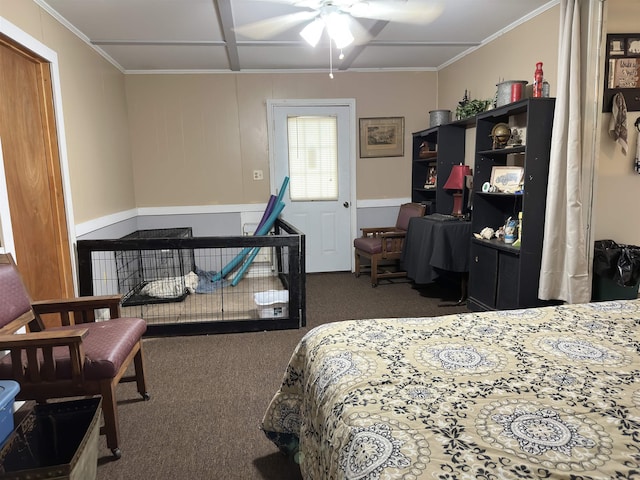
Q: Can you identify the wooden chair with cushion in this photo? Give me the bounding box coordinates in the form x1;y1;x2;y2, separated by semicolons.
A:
354;202;426;287
0;253;149;458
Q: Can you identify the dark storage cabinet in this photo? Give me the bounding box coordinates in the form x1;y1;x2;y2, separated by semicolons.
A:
468;243;498;308
496;250;520;310
411;119;474;214
468;242;520;310
467;98;555;311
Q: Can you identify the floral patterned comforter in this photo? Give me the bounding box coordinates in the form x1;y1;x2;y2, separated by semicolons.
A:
261;300;640;479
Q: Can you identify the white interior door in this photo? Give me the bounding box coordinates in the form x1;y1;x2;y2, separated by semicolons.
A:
269;100;355;273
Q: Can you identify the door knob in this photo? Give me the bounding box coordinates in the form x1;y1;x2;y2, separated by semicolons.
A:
343;202;350;208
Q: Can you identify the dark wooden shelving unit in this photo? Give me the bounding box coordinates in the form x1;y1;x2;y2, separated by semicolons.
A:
468;97;556;312
411;119;473;214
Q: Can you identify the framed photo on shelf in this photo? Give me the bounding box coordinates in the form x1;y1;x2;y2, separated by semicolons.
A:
490;166;524;193
424;165;437;188
603;33;640;112
359;117;404;158
608;36;626;56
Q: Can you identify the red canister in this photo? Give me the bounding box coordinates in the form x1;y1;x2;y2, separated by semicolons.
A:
510;83;523;102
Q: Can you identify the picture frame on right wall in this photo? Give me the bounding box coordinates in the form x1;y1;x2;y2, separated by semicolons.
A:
603;33;640;112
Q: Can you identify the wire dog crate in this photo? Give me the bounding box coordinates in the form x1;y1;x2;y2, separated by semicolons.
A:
115;228;195;307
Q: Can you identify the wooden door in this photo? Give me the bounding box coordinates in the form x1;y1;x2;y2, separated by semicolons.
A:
0;34;73;311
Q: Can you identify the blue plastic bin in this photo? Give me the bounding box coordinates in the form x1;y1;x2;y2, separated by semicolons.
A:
0;380;20;447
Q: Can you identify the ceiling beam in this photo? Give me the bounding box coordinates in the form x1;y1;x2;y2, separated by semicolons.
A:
339;20;388;71
215;0;241;71
91;40;480;48
92;41;228;46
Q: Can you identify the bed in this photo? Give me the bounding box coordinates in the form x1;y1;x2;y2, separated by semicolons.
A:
261;300;640;479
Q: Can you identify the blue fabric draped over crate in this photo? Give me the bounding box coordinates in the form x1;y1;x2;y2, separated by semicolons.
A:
194;267;228;293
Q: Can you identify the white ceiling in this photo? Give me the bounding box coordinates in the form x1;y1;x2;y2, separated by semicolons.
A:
37;0;557;74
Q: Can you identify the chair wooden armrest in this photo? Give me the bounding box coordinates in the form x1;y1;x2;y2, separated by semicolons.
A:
360;226;396;237
0;329;88;347
32;294;123;326
379;230;406;239
0;329;88;384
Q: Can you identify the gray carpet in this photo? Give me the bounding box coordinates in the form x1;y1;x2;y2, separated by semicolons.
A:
95;272;468;479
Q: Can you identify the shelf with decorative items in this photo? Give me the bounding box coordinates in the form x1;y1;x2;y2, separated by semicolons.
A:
477;145;526;157
468;97;555;312
411;119;474;215
411;128;438;213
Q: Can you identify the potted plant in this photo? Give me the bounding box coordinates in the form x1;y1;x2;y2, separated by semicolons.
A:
455;98;492;120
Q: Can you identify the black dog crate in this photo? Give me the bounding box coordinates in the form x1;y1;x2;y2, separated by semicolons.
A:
116;228;196;307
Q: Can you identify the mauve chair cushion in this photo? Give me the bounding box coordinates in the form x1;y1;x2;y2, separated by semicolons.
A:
0;317;147;381
0;262;32;330
353;236;383;254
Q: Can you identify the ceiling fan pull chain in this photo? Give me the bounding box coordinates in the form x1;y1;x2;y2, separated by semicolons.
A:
329;35;334;79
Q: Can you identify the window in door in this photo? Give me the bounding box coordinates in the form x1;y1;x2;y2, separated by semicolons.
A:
287;115;338;201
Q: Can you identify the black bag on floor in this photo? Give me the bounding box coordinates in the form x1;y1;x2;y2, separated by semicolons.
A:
617;245;640;287
593;240;621;280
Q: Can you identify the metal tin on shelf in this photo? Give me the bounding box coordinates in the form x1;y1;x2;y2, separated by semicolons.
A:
429;110;450;127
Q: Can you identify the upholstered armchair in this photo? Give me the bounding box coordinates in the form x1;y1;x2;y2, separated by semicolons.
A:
354;202;426;287
0;253;149;458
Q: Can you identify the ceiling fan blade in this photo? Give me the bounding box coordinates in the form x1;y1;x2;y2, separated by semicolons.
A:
347;18;373;46
347;1;444;25
234;11;319;39
241;0;320;7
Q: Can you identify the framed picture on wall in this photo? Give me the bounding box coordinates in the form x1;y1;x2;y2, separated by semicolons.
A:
603;33;640;112
359;117;404;158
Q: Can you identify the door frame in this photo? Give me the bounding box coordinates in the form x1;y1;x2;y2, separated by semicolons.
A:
267;98;357;272
0;17;77;286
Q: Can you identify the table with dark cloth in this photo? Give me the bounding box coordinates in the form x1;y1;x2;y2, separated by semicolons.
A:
401;216;472;284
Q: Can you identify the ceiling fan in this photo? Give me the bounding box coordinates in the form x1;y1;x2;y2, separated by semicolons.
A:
234;0;444;49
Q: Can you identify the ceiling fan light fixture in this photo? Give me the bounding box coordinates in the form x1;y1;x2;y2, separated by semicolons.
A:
300;18;324;47
324;12;354;49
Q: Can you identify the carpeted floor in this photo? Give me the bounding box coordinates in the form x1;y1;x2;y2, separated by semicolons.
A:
95;272;468;480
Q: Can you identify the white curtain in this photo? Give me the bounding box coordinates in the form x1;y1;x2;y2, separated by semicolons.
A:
538;0;591;303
